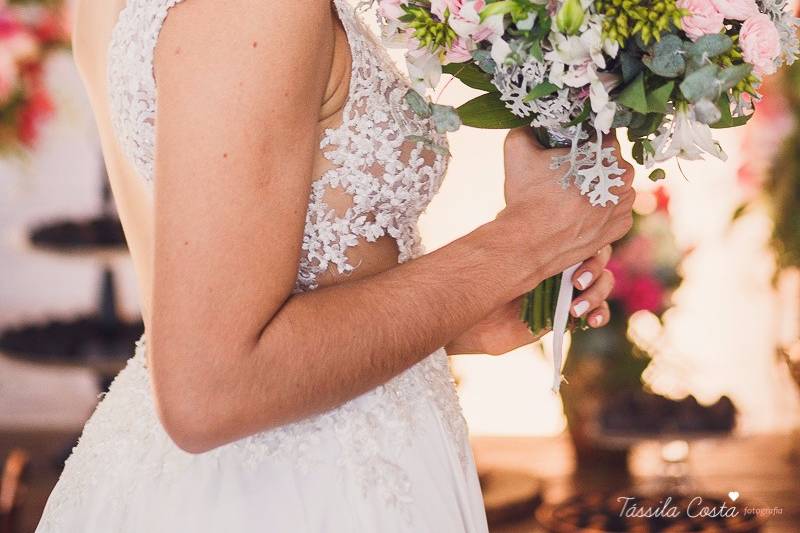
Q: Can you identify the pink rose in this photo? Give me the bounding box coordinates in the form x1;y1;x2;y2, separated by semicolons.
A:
740;13;782;76
709;0;760;21
677;0;725;41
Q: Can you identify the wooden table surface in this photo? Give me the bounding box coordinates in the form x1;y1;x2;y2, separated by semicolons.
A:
473;433;800;532
1;431;798;532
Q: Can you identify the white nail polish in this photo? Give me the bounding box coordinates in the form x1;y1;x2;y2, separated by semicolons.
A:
592;315;603;326
573;301;589;317
576;271;593;290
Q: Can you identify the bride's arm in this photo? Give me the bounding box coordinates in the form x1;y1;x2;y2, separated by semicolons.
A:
150;0;633;453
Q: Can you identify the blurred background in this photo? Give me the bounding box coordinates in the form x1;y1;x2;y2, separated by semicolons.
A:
1;1;799;532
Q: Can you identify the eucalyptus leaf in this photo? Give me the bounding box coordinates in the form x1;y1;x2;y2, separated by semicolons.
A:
456;93;531;129
404;89;432;118
688;33;733;61
643;35;685;78
718;64;753;92
405;135;451;157
431;104;463;133
679;64;720;103
471;50;497;74
443;62;497;92
620;51;645;83
618;74;649;114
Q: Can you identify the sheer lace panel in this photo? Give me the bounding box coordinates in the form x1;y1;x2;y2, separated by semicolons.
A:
296;0;448;291
107;0;449;292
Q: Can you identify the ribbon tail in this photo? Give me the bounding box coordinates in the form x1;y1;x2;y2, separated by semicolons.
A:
551;263;580;393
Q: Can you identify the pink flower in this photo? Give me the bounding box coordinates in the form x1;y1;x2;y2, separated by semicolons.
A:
379;0;406;22
677;0;725;41
708;0;760;21
740;13;782;76
4;30;40;64
444;36;473;64
621;276;665;315
440;0;499;43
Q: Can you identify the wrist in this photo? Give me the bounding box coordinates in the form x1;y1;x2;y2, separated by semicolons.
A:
472;211;547;296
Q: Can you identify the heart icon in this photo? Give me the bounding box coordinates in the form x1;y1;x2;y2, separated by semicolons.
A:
728;491;740;502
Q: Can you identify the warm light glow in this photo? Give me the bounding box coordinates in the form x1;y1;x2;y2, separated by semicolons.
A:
628;309;662;350
633;190;658;216
660;439;690;463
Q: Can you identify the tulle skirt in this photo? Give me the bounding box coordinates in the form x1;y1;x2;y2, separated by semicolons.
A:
36;338;488;532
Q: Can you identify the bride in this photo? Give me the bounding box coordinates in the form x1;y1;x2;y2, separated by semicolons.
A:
37;0;633;531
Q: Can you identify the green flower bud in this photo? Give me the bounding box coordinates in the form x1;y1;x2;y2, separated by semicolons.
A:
556;0;586;36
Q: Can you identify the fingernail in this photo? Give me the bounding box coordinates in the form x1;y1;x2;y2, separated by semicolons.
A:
573;301;589;317
592;315;603;327
576;271;593;290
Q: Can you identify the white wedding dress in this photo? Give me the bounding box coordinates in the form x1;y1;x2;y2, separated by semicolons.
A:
36;0;488;531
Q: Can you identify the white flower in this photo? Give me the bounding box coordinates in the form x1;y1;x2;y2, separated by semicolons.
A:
590;80;616;133
649;105;728;165
545;22;615;89
406;48;442;92
490;37;512;65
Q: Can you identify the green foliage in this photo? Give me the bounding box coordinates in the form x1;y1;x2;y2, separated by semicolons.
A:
442;63;498;92
643;35;685;78
400;5;456;52
555;0;585;36
765;63;800;270
431;104;462;133
456;93;531;129
618;74;649;114
404;90;432;118
524;82;559;102
594;0;687;46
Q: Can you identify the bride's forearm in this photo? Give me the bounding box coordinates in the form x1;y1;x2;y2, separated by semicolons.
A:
159;216;542;452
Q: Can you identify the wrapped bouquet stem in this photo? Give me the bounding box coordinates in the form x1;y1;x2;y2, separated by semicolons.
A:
380;0;800;391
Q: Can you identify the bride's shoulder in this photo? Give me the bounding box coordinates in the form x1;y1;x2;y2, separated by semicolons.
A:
154;0;337;70
72;0;126;75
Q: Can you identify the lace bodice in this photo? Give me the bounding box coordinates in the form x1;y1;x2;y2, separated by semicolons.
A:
98;0;465;516
108;0;449;291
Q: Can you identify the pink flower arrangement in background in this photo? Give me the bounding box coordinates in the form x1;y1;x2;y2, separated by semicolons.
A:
605;188;682;318
0;0;68;153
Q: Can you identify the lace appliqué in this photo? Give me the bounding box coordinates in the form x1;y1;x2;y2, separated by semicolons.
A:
70;0;470;521
107;0;185;184
295;0;448;291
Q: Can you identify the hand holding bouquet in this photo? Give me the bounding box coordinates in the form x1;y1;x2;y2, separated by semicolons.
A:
379;0;799;390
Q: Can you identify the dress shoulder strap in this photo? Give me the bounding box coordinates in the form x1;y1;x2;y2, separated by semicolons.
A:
107;0;186;185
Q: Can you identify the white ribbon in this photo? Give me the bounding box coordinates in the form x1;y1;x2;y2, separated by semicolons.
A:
551;263;580;393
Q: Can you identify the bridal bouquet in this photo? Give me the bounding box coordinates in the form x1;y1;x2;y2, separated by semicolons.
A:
0;0;69;154
379;0;799;389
